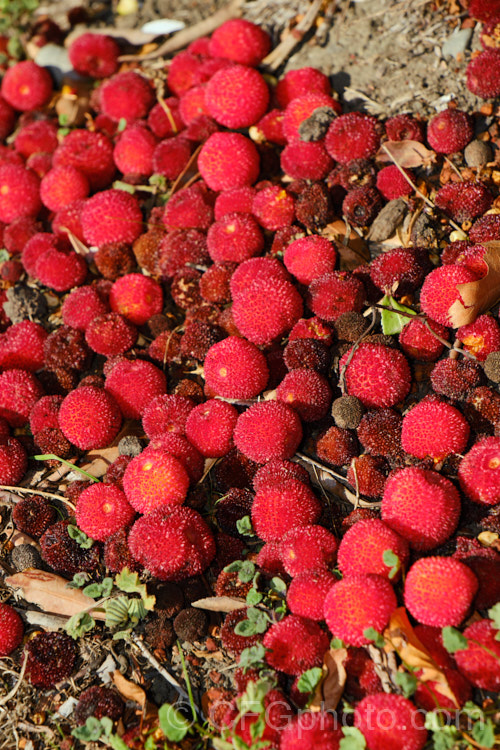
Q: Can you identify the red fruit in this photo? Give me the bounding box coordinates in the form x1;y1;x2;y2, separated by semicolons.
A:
286;570;337;621
0;319;47;371
251;478;321;541
469;0;500;21
0;369;44;427
222;688;292;749
263;615;329;675
159;228;209;279
142;393;194;439
251;109;286;145
128;506;215;581
152;136;191;180
458;436;500;505
208;19;271;66
316;425;358;467
357;409;403;458
122;449;189;512
252;458;310;491
35;247;88;292
179;85;209;124
0;602;24;656
61;285;108;331
346;454;388;498
427;109;474;154
109;273;163;326
279;524;338;576
385;113;425;142
204;336;269;399
419;264;479;327
457;314;500;361
281;140;333;181
370;247;426;296
234;400;302;463
338;518;409;579
232;275;302;345
340;343;411;408
381;467;461;551
1;61;53;111
325;112;381;163
25;632;77;688
324;574;397;646
275;67;331;108
220;608;262;656
401;397;470;460
276;368;332;422
214;186;255;220
229;256;290;300
342;185;382;226
466;48;500;98
354;693;428;750
85;313;138;356
282;92;340;142
252;185;295;231
166;52;202;96
0;96;15;140
69;32;120;78
53;129;115;191
52;199;86;242
113;123;158;176
206;212;264;263
376;164;414;199
99;70;155;123
198;131;260;191
256;540;287;576
470;213;500;242
455;619;500;690
74;685;124;726
40;165;89;213
76;483;135;541
105;359;166;420
4;215;41;255
59;386;121;450
14;120;58;158
399;317;448;361
404;557;478;627
12;494;57;537
308;271;365;322
147;433;203;483
430;358;483;400
40;519;100;575
283;235;337;286
435;180;492;222
185;399;238;458
0;164;41;223
205;65;269;128
82;189;143;247
0;438;27;484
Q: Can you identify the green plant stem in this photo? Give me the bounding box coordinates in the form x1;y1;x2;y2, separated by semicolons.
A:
177;639;198;724
32;455;99;483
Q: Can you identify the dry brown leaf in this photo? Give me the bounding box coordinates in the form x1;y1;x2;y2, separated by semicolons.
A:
322;220;370;270
376;140;436;169
191;596;246;613
192;649;224;660
448;243;500;327
112;670;147;710
80;445;120;480
384;608;459;706
309;647;347;712
5;570;106;620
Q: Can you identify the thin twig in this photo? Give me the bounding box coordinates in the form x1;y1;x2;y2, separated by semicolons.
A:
261;0;324;72
0;486;76;511
169;145;203;199
338;306;377;394
295;452;381;509
0;653;27;706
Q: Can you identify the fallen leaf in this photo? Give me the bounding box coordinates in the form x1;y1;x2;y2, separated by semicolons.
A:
322;220;370;270
376;140;436;169
448;243;500;327
5;570;106;620
192;649;224;660
191;596;246;613
112;670;147;710
309;647;347;712
80;445;120;480
384;608;459;706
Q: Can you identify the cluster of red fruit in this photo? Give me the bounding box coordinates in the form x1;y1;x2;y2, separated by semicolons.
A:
0;3;499;747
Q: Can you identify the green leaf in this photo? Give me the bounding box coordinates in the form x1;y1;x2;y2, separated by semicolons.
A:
363;627;385;648
236;515;255;537
340;726;367;750
246;608;270;633
382;549;401;580
239;678;275;715
250;714;266;741
71;716;104;742
488;602;500;635
238;643;267;670
158;704;191;742
433;727;461;750
83;583;104;599
297;667;323;693
424;712;442;732
65;611;96;639
379;294;417;335
101;577;114;597
0;248;10;263
234;619;258;637
224;560;243;573
462;701;484;720
394;671;417;698
331;637;345;649
117;117;127;132
270;577;287;595
441;626;468;654
67;524;94;549
246;588;263;606
66;572;89;589
105;596;131;630
144;736;157;750
108;734;131;750
472;719;495;748
114;568;155;610
99;717;113;737
238;560;256;583
58;113;68;126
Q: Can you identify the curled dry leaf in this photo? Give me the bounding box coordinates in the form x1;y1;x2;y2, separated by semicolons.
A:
5;569;106;620
383;607;459;706
79;445;120;480
112;670;147;710
376;140;436;169
322;220;370;271
448;243;500;327
309;647;347;712
191;596;246;613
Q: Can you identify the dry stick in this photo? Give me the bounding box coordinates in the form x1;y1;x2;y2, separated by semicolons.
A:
295;452;381;509
379;143;462;233
168;145;203;199
0;485;76;511
119;0;244;62
261;0;324;72
338;306;377;395
0;653;27;707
